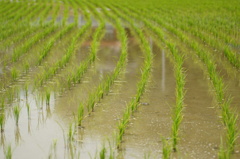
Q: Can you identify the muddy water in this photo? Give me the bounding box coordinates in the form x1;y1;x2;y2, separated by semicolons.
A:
0;23;239;159
183;28;240;157
0;87;67;159
0;24;123;158
73;34;145;158
178;26;240;115
54;26;122;119
162;30;225;158
161;26;240;158
177;51;224;159
122;44;175;158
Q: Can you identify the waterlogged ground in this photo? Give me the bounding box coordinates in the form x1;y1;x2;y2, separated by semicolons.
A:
0;0;240;159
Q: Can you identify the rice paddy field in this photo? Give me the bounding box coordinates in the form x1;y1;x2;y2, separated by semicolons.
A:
0;0;240;158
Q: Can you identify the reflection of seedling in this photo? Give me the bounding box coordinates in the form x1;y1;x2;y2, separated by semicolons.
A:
144;152;151;159
24;83;29;98
4;145;12;159
48;139;58;159
68;123;75;142
99;145;106;159
13;105;21;126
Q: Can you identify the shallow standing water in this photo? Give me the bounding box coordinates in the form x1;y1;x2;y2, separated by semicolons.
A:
0;1;240;159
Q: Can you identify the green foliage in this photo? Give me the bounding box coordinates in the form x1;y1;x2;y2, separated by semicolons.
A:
0;113;5;132
12;25;57;62
26;102;30;118
162;138;171;159
77;104;84;126
68;123;75;142
11;67;19;81
0;1;239;158
45;89;51;105
13;105;21;126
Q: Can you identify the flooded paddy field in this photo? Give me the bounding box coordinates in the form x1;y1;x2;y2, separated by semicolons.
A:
0;0;240;158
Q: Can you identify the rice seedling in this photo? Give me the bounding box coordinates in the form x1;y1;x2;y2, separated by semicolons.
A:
0;113;5;132
162;138;171;159
77;103;84;127
62;21;105;89
45;89;51;105
39;5;52;26
68;123;75;142
87;93;96;113
145;13;239;155
0;5;43;42
158;10;240;69
11;67;18;81
218;138;230;159
24;61;30;73
0;0;239;158
1;25;40;50
13;105;21;126
12;25;57;62
26;103;30;119
62;6;70;26
1;99;5;110
37;24;75;65
34;15;91;87
142;7;237;155
114;5;187;152
103;4;158;149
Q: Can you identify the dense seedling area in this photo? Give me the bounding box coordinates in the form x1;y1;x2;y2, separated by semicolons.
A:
0;0;239;158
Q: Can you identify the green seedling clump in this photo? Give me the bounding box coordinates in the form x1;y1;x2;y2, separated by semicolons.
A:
0;113;5;132
77;103;84;127
13;105;21;126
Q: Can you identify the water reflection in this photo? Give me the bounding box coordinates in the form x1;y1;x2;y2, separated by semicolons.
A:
46;105;52;119
15;126;21;145
28;119;31;134
0;133;5;147
37;109;44;128
81;24;122;79
0;67;3;75
68;16;74;24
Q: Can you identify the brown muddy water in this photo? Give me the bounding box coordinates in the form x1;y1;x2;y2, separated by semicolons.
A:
0;24;240;159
